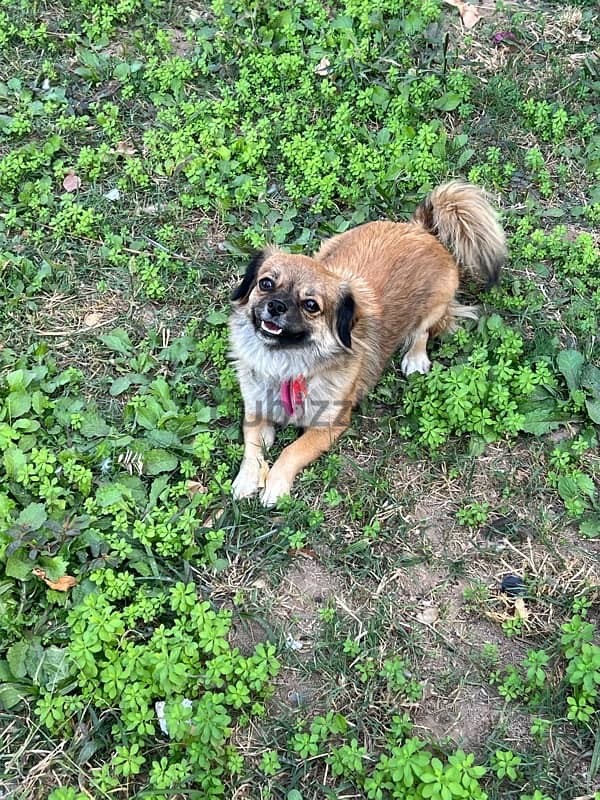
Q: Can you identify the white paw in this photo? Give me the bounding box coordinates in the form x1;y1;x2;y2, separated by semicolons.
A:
232;459;268;500
401;351;431;376
260;472;293;508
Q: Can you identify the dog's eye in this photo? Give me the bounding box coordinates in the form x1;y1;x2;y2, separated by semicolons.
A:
302;299;320;313
258;277;274;292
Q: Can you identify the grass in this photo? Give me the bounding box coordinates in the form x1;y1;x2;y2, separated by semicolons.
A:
0;0;599;799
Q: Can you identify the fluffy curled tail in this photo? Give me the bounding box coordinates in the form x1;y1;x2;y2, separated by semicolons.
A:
412;181;507;287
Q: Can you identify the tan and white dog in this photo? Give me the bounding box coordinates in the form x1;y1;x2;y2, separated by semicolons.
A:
229;181;506;506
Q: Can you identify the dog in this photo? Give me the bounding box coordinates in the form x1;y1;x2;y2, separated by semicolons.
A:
229;181;506;506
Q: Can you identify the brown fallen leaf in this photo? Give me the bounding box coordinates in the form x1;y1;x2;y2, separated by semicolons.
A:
485;610;510;623
32;568;77;591
514;597;529;621
115;140;136;156
314;56;332;76
201;507;225;529
416;605;440;625
188;7;204;23
485;597;529;624
63;172;82;192
83;311;103;327
444;0;483;29
288;547;318;559
187;480;208;497
258;460;269;490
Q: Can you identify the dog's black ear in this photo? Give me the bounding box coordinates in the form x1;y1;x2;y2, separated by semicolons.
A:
231;250;266;303
336;291;356;349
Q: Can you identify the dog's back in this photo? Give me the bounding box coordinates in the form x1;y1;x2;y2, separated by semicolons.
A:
316;219;459;361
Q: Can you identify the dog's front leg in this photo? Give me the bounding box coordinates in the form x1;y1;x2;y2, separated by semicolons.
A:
232;415;275;500
261;423;347;507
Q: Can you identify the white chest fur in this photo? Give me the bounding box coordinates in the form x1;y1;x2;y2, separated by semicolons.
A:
238;368;351;427
230;315;352;428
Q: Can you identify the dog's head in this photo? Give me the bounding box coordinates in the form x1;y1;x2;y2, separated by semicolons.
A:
231;249;357;353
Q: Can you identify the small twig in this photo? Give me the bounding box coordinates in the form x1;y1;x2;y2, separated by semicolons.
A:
34;316;120;336
139;234;195;262
38;223;193;262
335;594;366;641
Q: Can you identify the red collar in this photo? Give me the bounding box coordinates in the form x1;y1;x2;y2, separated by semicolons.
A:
280;375;307;416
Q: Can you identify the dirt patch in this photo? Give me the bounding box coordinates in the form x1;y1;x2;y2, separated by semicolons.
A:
270;667;328;716
229;614;272;656
372;561;448;603
30;284;187;343
235;556;342;730
271;555;342;658
32;286;131;338
416;685;499;750
168;28;195;57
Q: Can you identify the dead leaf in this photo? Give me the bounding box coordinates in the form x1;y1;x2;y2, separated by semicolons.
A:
188;7;204;22
258;460;269;490
63;172;82;192
115;140;136;156
201;507;225;529
32;568;77;591
514;597;529;620
187;480;208;497
103;187;121;201
461;5;481;28
83;311;103;327
416;606;440;625
288;547;318;559
485;610;510;623
314;56;332;76
444;0;483;29
46;575;78;591
485;597;529;624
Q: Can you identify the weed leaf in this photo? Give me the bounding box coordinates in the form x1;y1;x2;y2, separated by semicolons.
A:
4;447;26;479
17;502;47;530
99;328;133;355
519;405;567;435
581;364;600;396
206;311;229;326
433;92;462;111
0;684;28;710
79;411;111;438
143;449;179;474
110;374;148;396
7;642;29;679
579;515;600;539
557;474;595;504
557;349;584;391
6;391;31;418
585;397;600;424
5;549;35;581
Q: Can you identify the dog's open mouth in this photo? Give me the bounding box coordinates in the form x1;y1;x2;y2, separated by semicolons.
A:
260;319;283;336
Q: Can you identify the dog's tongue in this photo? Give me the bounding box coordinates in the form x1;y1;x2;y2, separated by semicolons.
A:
262;320;282;333
281;376;307;416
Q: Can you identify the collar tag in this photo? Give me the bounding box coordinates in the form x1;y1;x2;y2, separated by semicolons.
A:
281;375;307;416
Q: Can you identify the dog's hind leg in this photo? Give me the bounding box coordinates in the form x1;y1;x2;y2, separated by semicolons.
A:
400;303;449;376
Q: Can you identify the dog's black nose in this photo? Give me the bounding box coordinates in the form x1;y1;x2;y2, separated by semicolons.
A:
267;298;287;316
